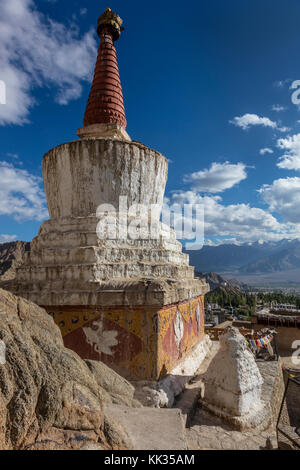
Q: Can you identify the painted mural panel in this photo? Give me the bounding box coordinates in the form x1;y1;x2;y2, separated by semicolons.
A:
159;297;205;376
46;295;205;381
47;306;156;379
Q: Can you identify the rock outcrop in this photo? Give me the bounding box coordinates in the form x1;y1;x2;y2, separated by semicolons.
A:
85;360;142;408
0;242;30;281
0;288;136;450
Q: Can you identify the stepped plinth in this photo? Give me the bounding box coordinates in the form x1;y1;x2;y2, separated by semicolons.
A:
3;9;209;382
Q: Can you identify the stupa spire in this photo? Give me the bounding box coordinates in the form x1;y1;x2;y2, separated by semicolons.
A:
77;8;131;141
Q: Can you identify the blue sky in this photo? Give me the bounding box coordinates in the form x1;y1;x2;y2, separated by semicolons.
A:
1;0;300;245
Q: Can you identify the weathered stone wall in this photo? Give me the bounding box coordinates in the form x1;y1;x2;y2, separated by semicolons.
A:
257;359;285;426
43;139;168;219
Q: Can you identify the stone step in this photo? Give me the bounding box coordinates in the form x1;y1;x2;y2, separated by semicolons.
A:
28;246;189;266
34;232;183;252
4;277;208;308
7;276;206;293
39;217;178;241
17;263;195;283
103;404;188;450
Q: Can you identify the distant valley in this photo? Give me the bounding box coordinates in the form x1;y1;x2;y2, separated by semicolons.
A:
185;239;300;290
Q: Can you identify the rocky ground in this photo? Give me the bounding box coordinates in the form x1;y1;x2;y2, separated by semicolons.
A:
186;408;276;450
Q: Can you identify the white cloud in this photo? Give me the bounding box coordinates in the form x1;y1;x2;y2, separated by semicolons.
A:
0;161;48;221
260;148;274;155
0;0;97;125
259;177;300;224
203;238;241;246
278;126;290;133
272;104;287;112
0;234;18;243
169;156;300;244
230;113;277;130
183;162;247;193
230;113;288;132
170;190;288;244
217;238;241;245
203;238;243;246
277;133;300;170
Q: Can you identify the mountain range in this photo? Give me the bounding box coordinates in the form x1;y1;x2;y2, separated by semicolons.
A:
185;239;300;275
195;271;249;293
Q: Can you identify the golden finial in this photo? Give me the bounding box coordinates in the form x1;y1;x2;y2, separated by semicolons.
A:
97;8;124;41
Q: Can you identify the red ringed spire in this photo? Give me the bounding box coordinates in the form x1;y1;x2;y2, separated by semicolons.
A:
79;8;129;139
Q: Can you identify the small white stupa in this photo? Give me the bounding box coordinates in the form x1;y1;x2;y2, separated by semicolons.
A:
202;327;269;430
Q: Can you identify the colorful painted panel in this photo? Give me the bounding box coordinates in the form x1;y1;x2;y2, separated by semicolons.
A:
45;295;205;381
159;297;205;377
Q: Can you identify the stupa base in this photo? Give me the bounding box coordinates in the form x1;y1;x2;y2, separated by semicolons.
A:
43;290;208;381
